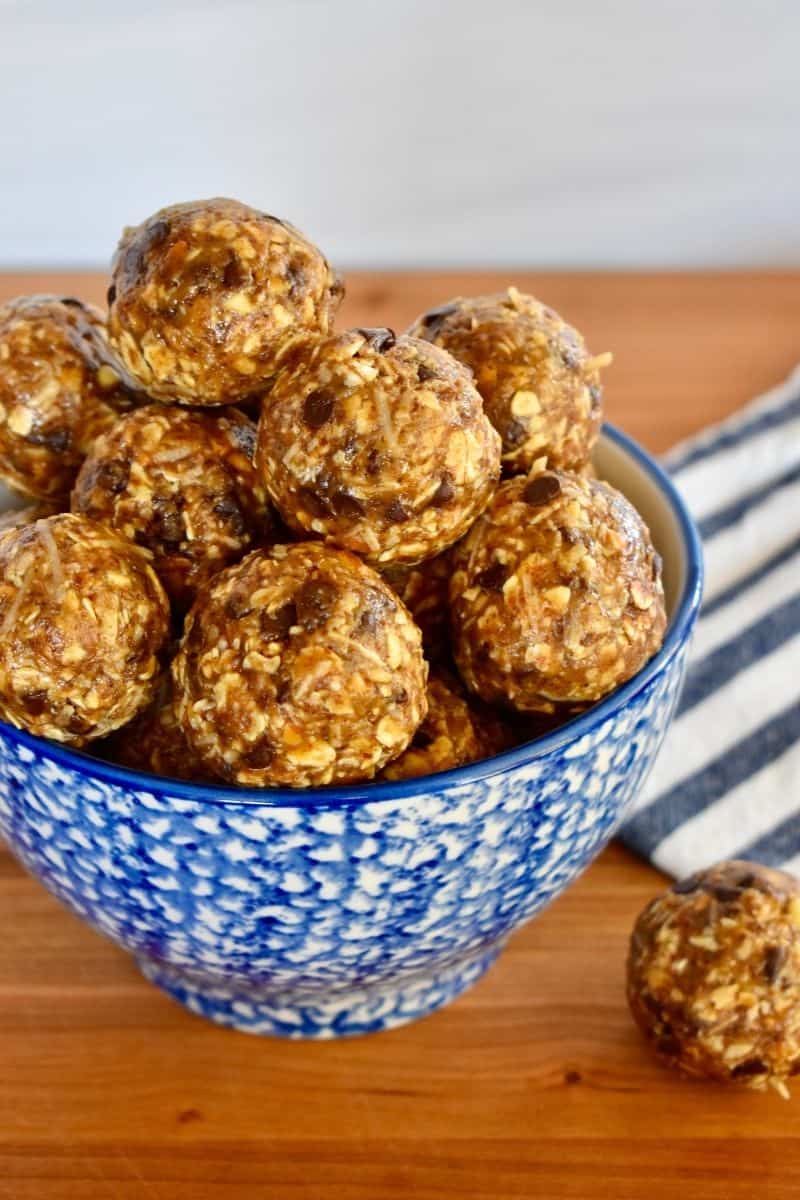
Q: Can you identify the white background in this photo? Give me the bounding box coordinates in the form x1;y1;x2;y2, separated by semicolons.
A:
1;0;798;269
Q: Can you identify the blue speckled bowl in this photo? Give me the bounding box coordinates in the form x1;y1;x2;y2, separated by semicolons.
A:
0;426;703;1038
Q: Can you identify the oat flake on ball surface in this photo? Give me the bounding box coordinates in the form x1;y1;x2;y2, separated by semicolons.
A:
0;514;170;745
255;328;501;567
172;541;428;788
108;198;342;406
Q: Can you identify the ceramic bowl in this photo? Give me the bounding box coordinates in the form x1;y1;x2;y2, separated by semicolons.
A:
0;425;703;1038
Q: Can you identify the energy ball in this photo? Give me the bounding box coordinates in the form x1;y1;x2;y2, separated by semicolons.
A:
0;295;134;503
450;469;666;713
381;549;453;663
71;404;274;608
381;669;513;781
104;676;209;782
628;861;800;1095
108;198;342;406
407;288;611;475
0;514;169;744
172;541;428;787
255;328;501;566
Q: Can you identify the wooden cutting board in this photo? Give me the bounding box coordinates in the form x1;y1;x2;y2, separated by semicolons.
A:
1;270;800;1199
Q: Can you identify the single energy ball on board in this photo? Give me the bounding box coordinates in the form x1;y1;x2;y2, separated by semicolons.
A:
0;514;170;745
104;676;210;783
627;861;800;1096
172;541;428;787
407;288;611;475
381;549;453;663
71;404;275;609
107;198;342;406
0;295;135;503
255;328;501;566
381;669;514;781
449;469;666;713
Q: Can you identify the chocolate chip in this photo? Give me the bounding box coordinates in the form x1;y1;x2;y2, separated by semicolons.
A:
505;419;527;447
295;578;338;632
411;727;434;750
225;592;253;620
260;601;296;641
672;874;701;894
355;328;396;353
229;420;257;458
385;499;410;524
420;302;458;335
559;335;582;369
27;426;71;453
417;363;437;383
275;676;291;704
332;490;365;518
737;872;757;889
429;473;455;507
710;885;742;903
223;254;245;290
356;591;392;636
213;494;247;538
523;474;562;507
106;284;116;306
366;448;383;476
475;561;508;592
656;1035;682;1059
764;944;788;984
147;218;170;245
152;498;185;550
60;297;83;309
242;737;274;769
97;458;130;495
21;690;48;717
298;486;330;518
731;1058;768;1078
303;388;335;429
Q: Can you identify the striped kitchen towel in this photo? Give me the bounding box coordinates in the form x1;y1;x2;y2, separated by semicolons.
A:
621;365;800;878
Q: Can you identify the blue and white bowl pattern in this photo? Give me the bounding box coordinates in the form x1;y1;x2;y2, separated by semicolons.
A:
0;426;703;1038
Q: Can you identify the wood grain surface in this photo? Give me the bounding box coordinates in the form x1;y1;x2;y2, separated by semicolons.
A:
1;271;799;1200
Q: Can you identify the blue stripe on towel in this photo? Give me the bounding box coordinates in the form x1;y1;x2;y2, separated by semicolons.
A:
697;459;800;541
677;592;800;716
623;699;800;858
667;390;800;475
737;799;800;865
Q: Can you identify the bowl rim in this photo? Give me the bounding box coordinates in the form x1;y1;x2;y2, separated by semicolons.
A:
0;423;704;808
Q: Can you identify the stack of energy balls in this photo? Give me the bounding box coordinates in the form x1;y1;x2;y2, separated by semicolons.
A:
0;197;666;789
